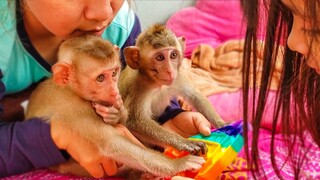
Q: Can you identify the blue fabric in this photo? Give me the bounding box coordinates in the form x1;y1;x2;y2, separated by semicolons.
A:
0;119;66;177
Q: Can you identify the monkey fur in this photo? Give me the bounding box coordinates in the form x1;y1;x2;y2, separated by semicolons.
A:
25;35;205;178
120;24;226;154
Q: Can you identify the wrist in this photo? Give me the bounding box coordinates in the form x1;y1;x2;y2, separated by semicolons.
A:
50;119;68;150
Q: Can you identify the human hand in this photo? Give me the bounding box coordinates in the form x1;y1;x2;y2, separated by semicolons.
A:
92;94;128;125
162;111;212;138
177;96;193;111
50;121;143;178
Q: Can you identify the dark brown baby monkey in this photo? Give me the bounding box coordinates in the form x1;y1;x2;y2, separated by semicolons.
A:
120;24;226;154
25;35;205;178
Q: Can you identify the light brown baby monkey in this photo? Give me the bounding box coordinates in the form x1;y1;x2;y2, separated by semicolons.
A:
120;24;226;154
25;35;205;178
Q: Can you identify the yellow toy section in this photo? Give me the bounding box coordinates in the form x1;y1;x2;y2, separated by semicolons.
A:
164;120;244;180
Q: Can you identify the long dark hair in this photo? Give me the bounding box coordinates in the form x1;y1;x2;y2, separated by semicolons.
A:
240;0;320;179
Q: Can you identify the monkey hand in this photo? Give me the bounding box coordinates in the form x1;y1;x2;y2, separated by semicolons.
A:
93;95;128;125
163;111;212;138
211;118;226;129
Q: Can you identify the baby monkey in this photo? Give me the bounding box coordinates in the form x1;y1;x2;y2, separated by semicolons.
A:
25;35;205;178
120;24;226;154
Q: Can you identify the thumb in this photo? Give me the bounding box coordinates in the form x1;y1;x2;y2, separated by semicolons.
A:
193;115;211;136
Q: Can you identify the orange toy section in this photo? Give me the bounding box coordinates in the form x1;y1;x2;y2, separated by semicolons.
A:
164;120;244;180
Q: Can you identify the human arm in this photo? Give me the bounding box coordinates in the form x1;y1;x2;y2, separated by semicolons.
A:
158;98;212;137
51;120;144;178
94;95;212;139
0;73;68;177
0;119;67;177
0;107;141;178
0;77;137;178
162;111;212;138
93;95;211;138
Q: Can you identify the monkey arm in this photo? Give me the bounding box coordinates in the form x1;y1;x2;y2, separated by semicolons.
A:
162;112;212;138
126;107;206;155
175;77;226;129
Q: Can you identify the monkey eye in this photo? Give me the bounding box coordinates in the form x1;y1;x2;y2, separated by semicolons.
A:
112;69;118;77
155;54;165;61
96;74;105;82
170;52;178;59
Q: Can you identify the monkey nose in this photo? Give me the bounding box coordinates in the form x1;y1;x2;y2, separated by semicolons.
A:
109;86;119;96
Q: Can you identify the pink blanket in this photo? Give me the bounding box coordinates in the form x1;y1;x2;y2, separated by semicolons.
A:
209;90;320;179
166;0;246;58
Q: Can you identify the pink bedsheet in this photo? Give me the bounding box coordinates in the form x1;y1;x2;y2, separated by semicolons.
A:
5;91;320;180
238;128;320;179
211;91;320;179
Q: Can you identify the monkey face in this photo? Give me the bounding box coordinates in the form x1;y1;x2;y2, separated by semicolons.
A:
140;47;182;86
70;59;121;105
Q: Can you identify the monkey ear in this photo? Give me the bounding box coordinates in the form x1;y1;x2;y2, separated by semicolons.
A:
124;46;140;69
51;62;72;86
178;36;186;52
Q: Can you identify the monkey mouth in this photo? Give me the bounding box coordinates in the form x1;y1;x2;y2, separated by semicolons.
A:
160;79;175;85
96;101;114;107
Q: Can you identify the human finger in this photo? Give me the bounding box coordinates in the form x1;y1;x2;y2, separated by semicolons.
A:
177;96;193;111
193;114;211;136
102;118;119;125
101;158;118;176
94;103;119;114
82;163;105;178
95;108;119;117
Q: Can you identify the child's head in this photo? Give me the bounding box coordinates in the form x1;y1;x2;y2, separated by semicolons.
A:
21;0;124;39
242;0;320;72
241;0;320;178
282;0;320;74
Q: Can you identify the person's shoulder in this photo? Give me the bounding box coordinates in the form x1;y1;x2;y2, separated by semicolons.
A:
110;1;135;29
102;1;136;47
0;0;16;34
0;0;17;68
